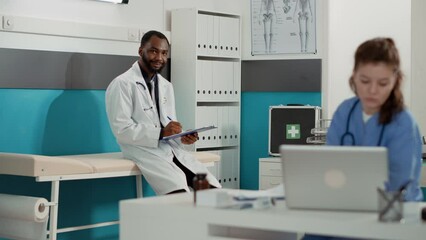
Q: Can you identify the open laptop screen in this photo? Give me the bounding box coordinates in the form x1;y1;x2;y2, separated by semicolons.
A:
280;145;388;212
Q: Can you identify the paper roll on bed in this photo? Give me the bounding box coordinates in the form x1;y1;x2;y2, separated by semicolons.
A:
0;194;49;240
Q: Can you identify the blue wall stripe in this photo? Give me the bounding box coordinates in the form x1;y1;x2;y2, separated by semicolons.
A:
240;91;322;190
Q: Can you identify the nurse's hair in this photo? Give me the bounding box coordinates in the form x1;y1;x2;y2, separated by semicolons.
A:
140;30;170;47
349;37;404;124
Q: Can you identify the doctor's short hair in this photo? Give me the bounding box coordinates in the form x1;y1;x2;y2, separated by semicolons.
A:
140;30;170;47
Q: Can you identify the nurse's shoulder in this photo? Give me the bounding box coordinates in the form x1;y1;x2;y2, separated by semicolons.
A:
390;108;419;129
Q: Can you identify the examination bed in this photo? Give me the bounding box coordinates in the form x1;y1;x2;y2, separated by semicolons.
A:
0;151;220;240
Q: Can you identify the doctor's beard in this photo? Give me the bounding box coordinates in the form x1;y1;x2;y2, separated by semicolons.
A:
142;53;165;74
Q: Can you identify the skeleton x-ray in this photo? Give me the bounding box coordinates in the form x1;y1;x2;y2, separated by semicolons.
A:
251;0;317;55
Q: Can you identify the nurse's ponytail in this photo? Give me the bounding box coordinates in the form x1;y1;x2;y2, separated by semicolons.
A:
349;37;404;124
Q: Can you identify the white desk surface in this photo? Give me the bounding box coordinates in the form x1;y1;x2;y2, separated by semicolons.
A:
120;190;426;240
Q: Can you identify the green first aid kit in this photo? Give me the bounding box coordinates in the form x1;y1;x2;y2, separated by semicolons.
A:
268;105;321;156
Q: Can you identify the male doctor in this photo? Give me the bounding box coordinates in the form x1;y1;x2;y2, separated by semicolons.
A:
105;30;221;195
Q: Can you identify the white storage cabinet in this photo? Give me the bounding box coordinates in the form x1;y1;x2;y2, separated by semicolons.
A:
259;157;283;190
171;8;241;189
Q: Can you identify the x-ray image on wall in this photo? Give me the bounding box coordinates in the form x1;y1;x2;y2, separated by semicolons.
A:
251;0;317;55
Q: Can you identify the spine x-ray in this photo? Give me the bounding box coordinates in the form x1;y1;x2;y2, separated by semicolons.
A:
251;0;317;55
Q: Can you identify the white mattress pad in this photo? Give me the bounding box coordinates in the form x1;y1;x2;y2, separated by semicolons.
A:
0;152;220;177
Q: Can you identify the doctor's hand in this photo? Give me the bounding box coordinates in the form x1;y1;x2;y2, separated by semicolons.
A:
181;132;198;145
162;121;182;137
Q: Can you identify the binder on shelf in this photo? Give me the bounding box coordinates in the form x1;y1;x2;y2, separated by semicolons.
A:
196;106;218;148
220;149;233;188
224;62;234;101
196;60;204;100
229;106;240;146
204;60;213;100
221;106;230;146
233;62;241;101
197;14;208;55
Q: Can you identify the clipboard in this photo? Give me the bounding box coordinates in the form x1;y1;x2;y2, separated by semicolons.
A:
161;125;217;141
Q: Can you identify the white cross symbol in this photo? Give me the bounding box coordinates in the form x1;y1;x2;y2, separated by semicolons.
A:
288;126;299;138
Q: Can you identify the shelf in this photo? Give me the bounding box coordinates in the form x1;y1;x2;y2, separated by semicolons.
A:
198;10;240;18
196;101;240;106
172;8;241;189
197;55;240;61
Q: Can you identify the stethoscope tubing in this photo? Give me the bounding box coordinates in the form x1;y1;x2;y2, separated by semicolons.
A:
340;99;385;146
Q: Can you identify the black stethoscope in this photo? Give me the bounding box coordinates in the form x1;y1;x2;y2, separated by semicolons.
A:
340;99;386;146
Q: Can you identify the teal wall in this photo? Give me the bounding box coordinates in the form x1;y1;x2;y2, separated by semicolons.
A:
0;89;115;154
0;89;155;240
240;92;322;190
0;89;322;239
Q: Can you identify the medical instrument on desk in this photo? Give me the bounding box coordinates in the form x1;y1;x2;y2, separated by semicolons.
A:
340;99;386;146
193;173;209;205
307;118;331;144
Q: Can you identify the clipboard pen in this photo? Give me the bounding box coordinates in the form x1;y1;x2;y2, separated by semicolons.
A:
161;125;217;141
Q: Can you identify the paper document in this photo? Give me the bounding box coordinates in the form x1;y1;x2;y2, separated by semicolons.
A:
232;184;285;201
161;125;216;141
196;187;285;209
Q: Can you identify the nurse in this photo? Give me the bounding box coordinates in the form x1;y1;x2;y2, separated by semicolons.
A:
326;37;422;201
105;30;221;195
304;37;423;240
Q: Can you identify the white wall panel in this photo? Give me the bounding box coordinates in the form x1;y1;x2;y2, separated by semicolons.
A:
0;0;165;55
0;0;163;30
325;0;411;118
411;0;426;134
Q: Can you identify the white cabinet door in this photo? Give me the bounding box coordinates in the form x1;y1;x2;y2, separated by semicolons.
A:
172;8;241;189
259;158;282;190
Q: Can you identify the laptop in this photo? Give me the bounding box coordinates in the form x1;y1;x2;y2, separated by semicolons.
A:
280;145;388;212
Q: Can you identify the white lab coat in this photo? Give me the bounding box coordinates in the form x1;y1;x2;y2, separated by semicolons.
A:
106;62;221;195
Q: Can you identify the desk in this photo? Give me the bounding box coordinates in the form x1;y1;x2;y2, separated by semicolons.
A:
120;190;426;240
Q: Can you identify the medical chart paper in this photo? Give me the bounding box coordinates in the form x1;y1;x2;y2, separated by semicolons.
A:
161;126;217;141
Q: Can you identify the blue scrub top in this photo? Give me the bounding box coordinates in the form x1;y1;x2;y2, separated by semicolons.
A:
327;97;423;201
